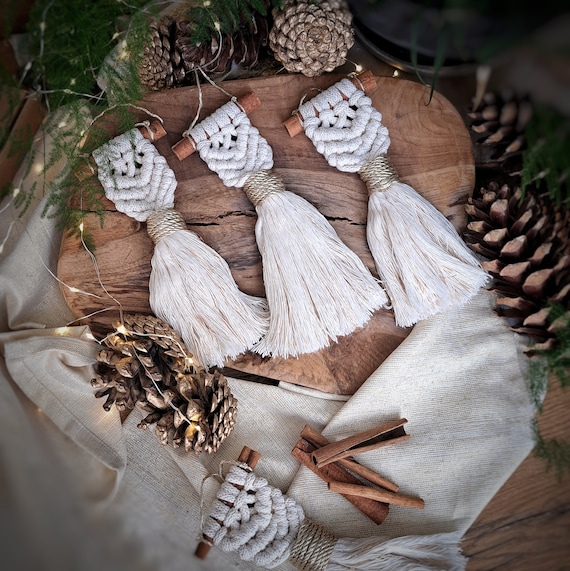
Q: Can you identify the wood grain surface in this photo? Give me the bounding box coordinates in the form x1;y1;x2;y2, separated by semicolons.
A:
57;72;475;394
462;375;570;570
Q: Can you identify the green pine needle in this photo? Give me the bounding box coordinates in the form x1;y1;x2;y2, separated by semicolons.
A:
534;420;570;481
183;0;281;43
522;106;570;207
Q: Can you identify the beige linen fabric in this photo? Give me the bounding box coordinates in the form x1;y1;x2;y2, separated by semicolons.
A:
0;107;535;571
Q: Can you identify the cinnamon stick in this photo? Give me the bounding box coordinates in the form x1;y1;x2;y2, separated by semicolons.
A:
195;446;261;560
311;419;409;468
328;481;425;510
299;424;399;493
172;91;261;161
284;70;378;137
292;438;389;525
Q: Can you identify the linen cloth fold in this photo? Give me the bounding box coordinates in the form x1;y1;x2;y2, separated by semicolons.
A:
0;106;535;571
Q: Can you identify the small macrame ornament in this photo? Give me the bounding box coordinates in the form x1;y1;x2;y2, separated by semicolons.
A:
290;74;490;327
173;93;388;359
92;124;268;369
196;447;467;570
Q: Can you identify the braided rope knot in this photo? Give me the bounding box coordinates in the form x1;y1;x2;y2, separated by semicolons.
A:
243;170;286;206
359;155;400;194
288;519;338;571
186;100;273;188
146;209;187;244
203;463;305;569
298;78;391;173
92;128;176;222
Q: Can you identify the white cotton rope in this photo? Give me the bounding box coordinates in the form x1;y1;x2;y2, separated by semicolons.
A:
203;463;305;568
92;128;269;369
187;98;389;358
202;462;467;571
93;128;176;222
297;78;489;327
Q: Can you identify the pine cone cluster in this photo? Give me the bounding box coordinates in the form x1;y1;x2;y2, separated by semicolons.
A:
464;181;570;352
139;12;270;90
467;90;533;170
269;0;354;77
92;313;238;454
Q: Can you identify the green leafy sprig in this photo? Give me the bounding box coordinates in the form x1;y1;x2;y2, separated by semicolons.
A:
184;0;281;44
522;106;570;207
529;304;570;478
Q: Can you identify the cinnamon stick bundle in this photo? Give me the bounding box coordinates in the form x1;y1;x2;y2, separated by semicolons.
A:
292;438;390;525
300;424;399;493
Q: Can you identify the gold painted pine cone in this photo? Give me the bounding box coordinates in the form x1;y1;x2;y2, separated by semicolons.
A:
92;313;237;454
269;0;354;77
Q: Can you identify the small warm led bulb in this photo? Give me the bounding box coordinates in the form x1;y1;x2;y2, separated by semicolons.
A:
116;324;127;335
392;69;400;77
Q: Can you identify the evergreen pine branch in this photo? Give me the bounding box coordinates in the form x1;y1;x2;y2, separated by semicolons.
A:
530;304;570;478
521;105;570;207
181;0;282;43
534;420;570;481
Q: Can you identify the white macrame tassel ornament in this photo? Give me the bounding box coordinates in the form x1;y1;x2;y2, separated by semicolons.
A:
92;127;268;369
293;76;490;327
196;447;467;570
173;94;388;359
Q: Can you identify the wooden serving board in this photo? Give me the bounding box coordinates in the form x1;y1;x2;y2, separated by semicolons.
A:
58;73;474;395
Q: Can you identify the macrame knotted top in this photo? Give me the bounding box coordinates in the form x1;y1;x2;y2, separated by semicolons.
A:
185;100;273;188
297;78;391;173
203;462;305;569
92;128;176;222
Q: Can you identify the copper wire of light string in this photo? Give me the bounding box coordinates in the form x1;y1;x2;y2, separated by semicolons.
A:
359;155;400;195
243;170;286;206
146;209;187;244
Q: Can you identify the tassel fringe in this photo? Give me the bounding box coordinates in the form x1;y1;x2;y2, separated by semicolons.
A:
251;190;389;358
327;532;467;571
149;229;269;369
367;182;489;327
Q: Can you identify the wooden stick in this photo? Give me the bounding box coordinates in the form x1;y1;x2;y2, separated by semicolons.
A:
195;446;261;560
328;481;425;510
74;119;167;182
292;438;389;525
284;70;378;137
299;424;399;493
311;419;409;468
172;91;261;161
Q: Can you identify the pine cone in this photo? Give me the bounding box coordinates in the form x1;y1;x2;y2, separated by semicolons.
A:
139;16;186;90
269;0;354;77
464;181;570;352
92;314;238;454
174;11;270;77
467;90;533;170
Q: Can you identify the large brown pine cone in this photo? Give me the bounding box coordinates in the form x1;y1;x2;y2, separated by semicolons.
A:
269;0;354;77
92;314;238;454
464;181;570;352
467;90;534;170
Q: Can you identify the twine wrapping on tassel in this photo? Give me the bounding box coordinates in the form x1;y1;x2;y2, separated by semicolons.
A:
185;98;389;359
92;128;269;369
295;77;490;327
200;454;467;570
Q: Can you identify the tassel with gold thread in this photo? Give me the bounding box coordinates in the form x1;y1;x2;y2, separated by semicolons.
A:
287;73;489;327
91;125;268;369
173;93;389;359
